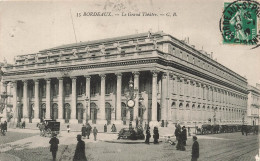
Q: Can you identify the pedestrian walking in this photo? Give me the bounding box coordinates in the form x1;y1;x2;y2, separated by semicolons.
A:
49;133;59;161
81;124;86;138
86;123;92;139
153;126;159;144
191;136;199;161
104;124;107;132
182;126;187;146
144;122;148;131
176;125;185;151
93;127;98;141
22;121;26;129
73;134;87;161
67;125;70;133
145;126;151;144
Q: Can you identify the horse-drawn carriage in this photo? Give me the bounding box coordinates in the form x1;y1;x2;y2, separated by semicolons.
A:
37;120;60;137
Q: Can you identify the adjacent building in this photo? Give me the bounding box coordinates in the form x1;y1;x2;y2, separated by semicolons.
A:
247;84;260;125
1;32;248;126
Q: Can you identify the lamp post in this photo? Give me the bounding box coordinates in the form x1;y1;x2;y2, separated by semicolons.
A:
125;76;138;123
85;95;89;124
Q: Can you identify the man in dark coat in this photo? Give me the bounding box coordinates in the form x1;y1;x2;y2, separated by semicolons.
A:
49;134;59;161
86;123;92;139
182;126;187;146
4;121;7;132
73;134;87;161
145;126;151;144
153;126;159;144
93;127;98;141
104;124;107;132
191;136;199;161
81;124;86;138
175;125;181;150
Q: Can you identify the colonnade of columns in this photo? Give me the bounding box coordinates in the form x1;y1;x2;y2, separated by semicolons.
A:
7;70;164;124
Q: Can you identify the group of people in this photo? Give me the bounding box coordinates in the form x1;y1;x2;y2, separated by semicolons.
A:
175;125;187;151
145;126;159;144
0;121;7;135
49;133;87;161
174;124;199;161
16;121;26;129
81;123;98;141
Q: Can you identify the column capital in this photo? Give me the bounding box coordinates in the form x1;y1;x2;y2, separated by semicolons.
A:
57;77;63;81
100;74;106;79
162;72;167;79
70;76;77;80
84;75;91;80
191;80;196;85
115;72;122;77
185;79;190;84
132;71;140;76
45;78;51;82
2;81;8;87
12;81;17;87
178;76;184;82
33;79;39;83
22;80;28;84
196;82;201;87
151;70;159;77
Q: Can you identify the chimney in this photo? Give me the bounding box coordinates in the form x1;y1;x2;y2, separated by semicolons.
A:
211;52;213;59
191;45;195;48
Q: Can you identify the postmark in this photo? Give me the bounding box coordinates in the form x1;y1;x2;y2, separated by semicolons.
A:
220;0;260;46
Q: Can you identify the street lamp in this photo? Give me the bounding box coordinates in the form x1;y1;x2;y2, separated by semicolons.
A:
85;95;89;123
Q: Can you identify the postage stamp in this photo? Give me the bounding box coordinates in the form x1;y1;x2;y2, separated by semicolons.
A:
220;0;260;45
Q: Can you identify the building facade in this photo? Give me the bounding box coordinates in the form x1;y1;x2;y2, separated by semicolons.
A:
247;84;260;125
1;32;248;126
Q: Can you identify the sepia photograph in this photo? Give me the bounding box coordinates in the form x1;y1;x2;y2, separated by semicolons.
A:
0;0;259;160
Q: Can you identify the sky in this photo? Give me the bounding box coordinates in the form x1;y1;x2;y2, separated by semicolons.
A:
0;0;259;86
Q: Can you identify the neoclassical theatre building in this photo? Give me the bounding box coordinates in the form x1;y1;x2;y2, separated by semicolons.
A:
2;32;248;126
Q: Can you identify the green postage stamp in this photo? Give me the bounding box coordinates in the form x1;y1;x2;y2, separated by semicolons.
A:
220;0;260;45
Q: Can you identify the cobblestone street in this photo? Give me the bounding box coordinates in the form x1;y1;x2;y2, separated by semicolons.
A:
0;128;258;161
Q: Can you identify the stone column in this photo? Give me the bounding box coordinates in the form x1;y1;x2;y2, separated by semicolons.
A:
186;79;190;97
133;71;140;125
22;80;29;122
57;78;64;123
12;81;18;123
168;73;174;122
173;75;178;123
180;78;184;96
100;74;106;124
115;73;122;124
70;77;78;123
151;70;158;126
197;82;201;99
161;72;167;126
85;75;91;124
45;79;51;119
32;79;40;122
